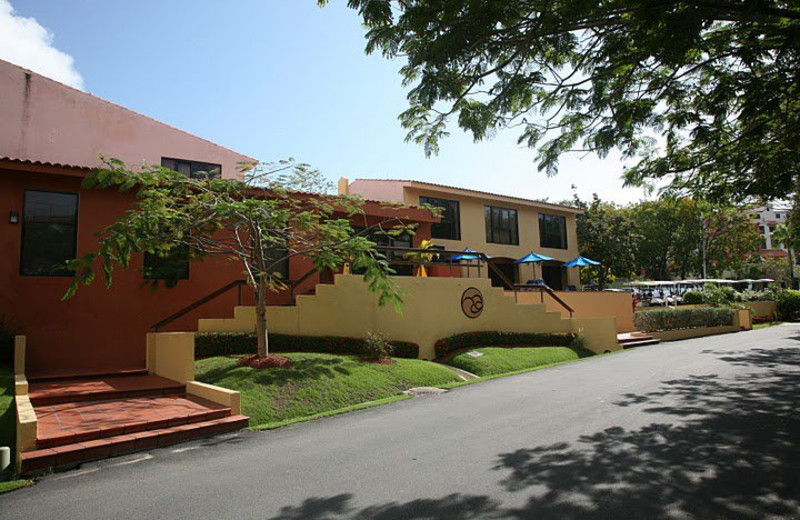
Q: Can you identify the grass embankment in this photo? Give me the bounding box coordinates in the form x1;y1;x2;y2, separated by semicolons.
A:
753;321;786;330
196;353;461;429
1;364;32;492
448;347;585;378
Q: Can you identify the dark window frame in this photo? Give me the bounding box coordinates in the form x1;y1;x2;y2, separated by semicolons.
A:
143;245;191;284
484;205;519;245
419;196;461;241
161;157;222;180
19;189;80;277
538;213;569;250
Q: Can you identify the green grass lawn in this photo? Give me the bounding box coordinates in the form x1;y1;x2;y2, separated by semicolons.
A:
753;321;786;330
1;364;16;477
448;347;585;377
195;353;461;429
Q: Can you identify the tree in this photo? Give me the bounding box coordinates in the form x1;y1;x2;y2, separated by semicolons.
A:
700;204;761;276
575;195;638;289
64;159;414;358
770;223;795;287
329;1;800;202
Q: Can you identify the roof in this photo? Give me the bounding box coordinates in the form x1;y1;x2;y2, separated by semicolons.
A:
0;58;255;165
354;178;583;213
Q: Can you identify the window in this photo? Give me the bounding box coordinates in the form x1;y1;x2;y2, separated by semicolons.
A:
485;205;519;245
539;213;568;249
144;246;190;285
263;243;290;280
20;190;79;276
161;157;222;179
351;227;414;275
419;196;461;240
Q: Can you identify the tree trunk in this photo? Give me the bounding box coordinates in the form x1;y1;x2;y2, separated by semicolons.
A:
255;277;269;357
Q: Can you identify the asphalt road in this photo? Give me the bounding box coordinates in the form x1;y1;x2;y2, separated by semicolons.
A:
3;325;799;519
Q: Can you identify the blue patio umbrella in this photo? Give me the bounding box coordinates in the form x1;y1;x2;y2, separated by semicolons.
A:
513;252;555;264
452;248;491;261
564;256;601;268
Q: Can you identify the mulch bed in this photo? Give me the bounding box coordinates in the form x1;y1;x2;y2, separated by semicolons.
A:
236;354;292;369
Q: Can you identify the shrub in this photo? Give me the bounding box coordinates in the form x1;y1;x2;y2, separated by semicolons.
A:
634;308;735;332
702;285;741;308
775;290;800;320
361;331;394;359
569;335;596;358
740;287;779;302
195;332;419;359
681;291;705;305
434;331;575;359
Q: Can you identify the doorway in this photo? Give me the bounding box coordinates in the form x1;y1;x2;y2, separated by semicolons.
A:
541;264;564;290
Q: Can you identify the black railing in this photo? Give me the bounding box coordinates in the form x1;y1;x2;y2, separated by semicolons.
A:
150;246;575;330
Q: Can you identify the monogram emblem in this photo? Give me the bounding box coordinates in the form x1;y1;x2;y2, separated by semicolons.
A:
461;287;484;318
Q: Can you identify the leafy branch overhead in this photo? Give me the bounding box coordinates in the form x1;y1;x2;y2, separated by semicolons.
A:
326;0;800;202
64;158;417;356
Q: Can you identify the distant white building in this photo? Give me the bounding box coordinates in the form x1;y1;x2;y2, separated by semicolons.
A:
749;203;792;255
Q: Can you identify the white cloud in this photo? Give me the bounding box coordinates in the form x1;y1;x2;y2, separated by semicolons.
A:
0;0;84;89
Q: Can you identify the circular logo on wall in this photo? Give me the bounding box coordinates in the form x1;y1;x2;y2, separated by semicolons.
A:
461;287;484;319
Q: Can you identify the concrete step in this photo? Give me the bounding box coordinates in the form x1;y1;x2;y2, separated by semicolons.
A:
21;414;249;475
28;375;184;406
35;395;232;449
26;367;149;383
621;339;661;348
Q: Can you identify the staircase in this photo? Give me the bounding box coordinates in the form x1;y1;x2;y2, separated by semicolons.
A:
20;370;248;474
617;332;660;348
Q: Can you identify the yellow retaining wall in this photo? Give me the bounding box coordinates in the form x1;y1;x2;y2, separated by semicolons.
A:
650;308;752;342
14;335;25;375
12;335;37;471
742;301;777;320
146;332;243;414
515;290;635;333
198;274;621;358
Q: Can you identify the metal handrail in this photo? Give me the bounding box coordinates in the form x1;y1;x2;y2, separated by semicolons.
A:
151;279;247;331
513;283;575;317
150;245;576;330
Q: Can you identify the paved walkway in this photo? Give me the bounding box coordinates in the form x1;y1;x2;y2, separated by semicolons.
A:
3;325;799;519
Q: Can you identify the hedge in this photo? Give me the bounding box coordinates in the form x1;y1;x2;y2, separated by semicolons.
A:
775;290;800;320
434;331;576;359
195;332;420;359
634;308;735;333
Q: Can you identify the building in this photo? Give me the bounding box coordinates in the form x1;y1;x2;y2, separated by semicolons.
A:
749;204;792;253
340;178;582;290
0;59;434;375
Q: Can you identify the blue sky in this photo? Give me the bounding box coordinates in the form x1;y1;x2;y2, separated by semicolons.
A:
3;0;652;204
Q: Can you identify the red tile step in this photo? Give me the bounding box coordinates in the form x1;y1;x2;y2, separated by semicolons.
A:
28;375;184;406
617;332;660;348
21;415;249;474
35;395;232;449
26;367;149;383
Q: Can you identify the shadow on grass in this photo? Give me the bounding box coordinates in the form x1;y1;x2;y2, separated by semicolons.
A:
264;344;800;519
198;356;352;386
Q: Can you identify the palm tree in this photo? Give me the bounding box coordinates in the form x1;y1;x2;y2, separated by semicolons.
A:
403;239;439;277
771;224;795;289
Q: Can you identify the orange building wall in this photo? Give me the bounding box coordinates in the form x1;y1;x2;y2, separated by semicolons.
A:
0;166;433;374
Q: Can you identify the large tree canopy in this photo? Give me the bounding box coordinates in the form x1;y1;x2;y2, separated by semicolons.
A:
329;0;800;202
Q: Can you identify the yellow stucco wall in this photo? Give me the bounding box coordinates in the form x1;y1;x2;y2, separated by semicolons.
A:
14;335;25;375
146;332;244;414
742;301;778;320
403;187;581;287
198;274;621;358
514;291;635;333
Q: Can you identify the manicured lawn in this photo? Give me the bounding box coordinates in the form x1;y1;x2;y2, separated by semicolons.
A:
195;353;461;429
448;347;586;377
0;479;32;495
753;321;786;330
1;364;15;476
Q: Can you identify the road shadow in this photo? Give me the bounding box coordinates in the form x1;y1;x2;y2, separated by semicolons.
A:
262;343;800;519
